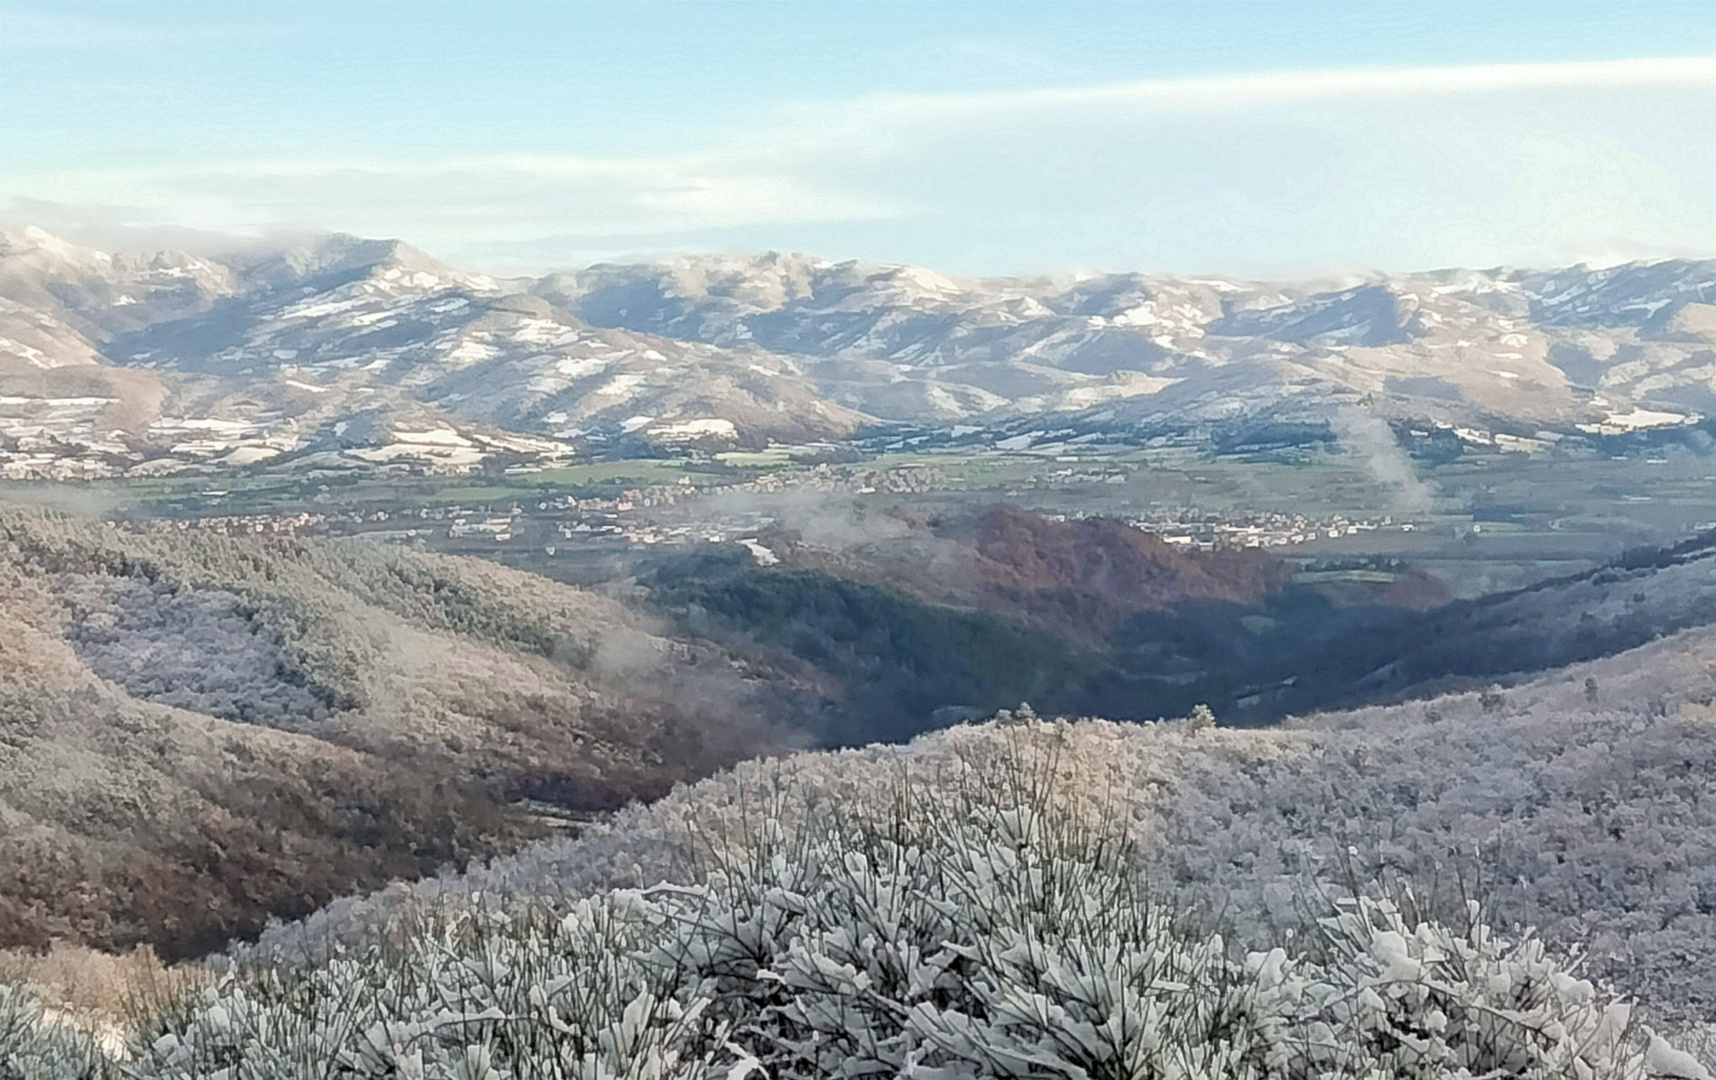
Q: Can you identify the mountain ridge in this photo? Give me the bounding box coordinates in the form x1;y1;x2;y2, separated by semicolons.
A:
7;227;1716;479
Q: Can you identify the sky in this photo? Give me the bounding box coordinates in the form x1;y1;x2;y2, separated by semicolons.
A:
4;1;1716;278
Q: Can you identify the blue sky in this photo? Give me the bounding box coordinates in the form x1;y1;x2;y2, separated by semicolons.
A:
5;1;1716;277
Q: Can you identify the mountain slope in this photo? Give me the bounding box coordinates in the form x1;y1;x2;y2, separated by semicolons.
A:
0;506;813;956
2;232;869;478
8;228;1716;478
245;615;1716;1025
555;253;1716;437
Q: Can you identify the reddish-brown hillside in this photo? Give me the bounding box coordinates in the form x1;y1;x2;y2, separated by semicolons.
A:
966;505;1289;638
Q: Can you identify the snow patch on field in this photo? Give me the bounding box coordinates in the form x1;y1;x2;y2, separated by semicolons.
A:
649;417;737;441
1579;407;1699;435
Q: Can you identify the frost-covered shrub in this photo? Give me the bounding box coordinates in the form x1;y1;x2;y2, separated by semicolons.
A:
126;899;704;1080
1253;893;1643;1079
1149;685;1716;1017
15;796;1697;1080
105;805;1259;1080
243;684;1716;1030
0;981;107;1080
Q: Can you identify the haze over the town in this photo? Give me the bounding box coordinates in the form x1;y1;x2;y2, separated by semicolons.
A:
6;0;1716;278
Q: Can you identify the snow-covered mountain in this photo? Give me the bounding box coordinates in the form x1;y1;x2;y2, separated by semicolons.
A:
0;232;871;477
6;227;1716;478
554;254;1716;436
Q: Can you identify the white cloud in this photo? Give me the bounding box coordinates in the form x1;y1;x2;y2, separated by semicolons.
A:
845;55;1716;118
7;56;1716;275
3;151;898;243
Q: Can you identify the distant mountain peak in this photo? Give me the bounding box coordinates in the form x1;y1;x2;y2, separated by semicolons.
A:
0;225;116;272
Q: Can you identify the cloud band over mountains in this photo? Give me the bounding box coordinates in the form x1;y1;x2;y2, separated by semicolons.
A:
9;55;1716;276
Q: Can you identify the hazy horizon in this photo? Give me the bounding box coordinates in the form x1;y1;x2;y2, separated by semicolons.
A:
10;217;1713;287
6;1;1716;279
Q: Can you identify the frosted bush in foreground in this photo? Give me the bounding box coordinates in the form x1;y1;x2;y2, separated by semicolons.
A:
0;982;104;1080
11;799;1699;1080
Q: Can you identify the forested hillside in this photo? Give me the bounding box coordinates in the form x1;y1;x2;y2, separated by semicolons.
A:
8;509;1716;1073
263;618;1716;1023
14;495;1716;961
13;619;1716;1077
0;507;811;956
646;507;1716;730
